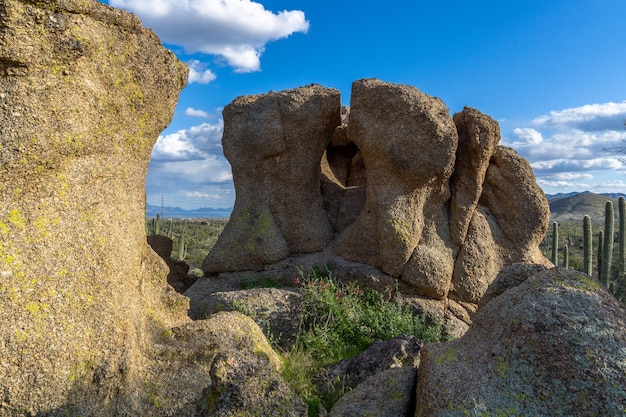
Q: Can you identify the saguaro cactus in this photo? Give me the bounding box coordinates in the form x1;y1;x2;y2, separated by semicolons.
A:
583;215;592;275
601;201;614;286
563;245;569;270
617;197;626;279
551;222;559;266
178;233;188;261
598;230;604;279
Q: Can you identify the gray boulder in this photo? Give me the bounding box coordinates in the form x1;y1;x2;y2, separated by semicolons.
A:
416;267;626;416
329;367;416;417
318;335;423;393
202;85;341;274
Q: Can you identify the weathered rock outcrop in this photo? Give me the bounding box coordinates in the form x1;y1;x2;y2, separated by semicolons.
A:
202;78;550;326
415;266;626;416
1;0;189;414
1;2;302;416
202;85;340;273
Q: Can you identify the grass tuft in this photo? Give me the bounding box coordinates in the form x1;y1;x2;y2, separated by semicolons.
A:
281;267;444;415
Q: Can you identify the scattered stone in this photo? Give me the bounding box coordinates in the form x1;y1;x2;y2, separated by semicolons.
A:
329;367;417;417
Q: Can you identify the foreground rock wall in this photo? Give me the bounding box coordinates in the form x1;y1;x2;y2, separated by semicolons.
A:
203;79;551;324
0;0;188;413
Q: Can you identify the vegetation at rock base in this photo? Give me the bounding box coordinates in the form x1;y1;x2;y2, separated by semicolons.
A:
281;267;444;416
144;218;443;414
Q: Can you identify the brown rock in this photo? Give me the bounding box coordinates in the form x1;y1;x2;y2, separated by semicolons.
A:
449;107;500;246
203;85;341;274
201;79;550;327
146;312;307;417
0;0;188;414
329;367;417;417
481;146;551;257
450;147;551;303
334;78;458;280
449;208;502;303
147;234;174;259
416;267;626;416
192;312;307;417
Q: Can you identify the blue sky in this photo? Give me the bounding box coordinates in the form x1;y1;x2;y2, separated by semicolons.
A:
104;0;626;209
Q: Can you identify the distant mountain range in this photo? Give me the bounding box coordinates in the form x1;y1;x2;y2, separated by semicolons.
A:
546;191;626;222
146;191;626;221
146;204;232;219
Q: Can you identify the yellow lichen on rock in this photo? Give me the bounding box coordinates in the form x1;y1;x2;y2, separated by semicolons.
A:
0;0;188;414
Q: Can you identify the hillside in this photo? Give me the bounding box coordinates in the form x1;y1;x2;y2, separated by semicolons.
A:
548;191;624;222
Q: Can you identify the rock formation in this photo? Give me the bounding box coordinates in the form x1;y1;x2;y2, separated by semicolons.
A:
202;85;340;273
415;265;626;416
202;78;551;326
1;2;305;416
0;0;189;413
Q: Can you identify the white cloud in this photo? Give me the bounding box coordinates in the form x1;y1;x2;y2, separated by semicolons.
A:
505;102;626;195
549;173;594;181
108;0;309;73
147;119;234;208
531;157;623;173
512;127;543;144
533;101;626;131
185;107;210;118
187;60;217;84
601;179;626;189
152;121;224;162
185;191;226;200
537;179;584;189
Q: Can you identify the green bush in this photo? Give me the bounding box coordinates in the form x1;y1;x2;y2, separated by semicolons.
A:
281;268;444;415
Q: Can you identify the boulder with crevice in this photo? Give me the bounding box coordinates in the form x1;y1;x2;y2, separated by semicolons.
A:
202;78;550;329
202;85;341;274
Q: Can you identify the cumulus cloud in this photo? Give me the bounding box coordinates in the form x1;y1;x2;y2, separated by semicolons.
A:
146;119;234;208
504;101;626;194
152;121;224;162
512;127;543;144
185;107;210;118
549;173;594;181
533;101;626;131
108;0;309;72
531;157;623;174
187;60;217;84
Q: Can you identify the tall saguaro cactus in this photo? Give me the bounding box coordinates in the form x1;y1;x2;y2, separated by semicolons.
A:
619;196;625;278
583;215;592;275
598;230;604;279
551;221;559;266
601;201;614;286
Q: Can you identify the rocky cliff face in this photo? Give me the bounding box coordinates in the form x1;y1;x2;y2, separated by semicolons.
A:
0;0;189;413
202;78;551;327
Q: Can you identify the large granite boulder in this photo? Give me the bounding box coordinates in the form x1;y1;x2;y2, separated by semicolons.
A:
203;78;550;328
0;0;189;414
415;266;626;416
203;85;341;273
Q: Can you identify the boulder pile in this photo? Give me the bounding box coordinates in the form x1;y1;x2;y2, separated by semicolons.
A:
202;78;552;328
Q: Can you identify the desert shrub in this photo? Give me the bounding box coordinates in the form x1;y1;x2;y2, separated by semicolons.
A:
281;268;444;415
